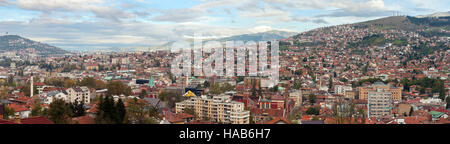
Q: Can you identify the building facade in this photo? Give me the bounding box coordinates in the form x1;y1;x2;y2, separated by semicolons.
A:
66;86;91;104
367;88;393;117
359;82;402;101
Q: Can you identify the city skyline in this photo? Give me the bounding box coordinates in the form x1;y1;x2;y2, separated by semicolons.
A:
0;0;448;50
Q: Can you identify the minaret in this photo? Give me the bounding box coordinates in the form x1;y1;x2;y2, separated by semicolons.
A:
30;76;34;97
185;76;189;87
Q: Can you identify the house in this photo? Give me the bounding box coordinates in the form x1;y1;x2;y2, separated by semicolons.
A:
429;111;448;121
8;103;30;119
265;117;291;124
300;120;325;124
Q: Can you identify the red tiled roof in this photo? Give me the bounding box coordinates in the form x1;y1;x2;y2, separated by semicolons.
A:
8;103;29;112
186;120;215;124
0;119;16;124
265;117;291;124
72;115;95;124
0;117;54;124
20;117;54;124
33;82;46;86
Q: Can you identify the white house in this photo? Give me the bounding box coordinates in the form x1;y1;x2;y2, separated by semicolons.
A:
44;91;68;104
334;85;352;95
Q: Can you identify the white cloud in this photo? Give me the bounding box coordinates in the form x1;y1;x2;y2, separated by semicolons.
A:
7;0;136;22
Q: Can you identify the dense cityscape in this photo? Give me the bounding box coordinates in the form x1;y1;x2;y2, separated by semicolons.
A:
0;14;449;124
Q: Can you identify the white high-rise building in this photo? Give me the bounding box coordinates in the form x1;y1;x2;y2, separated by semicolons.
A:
367;88;393;117
176;94;250;124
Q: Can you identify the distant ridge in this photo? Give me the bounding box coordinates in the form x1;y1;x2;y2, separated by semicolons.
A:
149;30;297;51
0;35;67;55
416;11;450;18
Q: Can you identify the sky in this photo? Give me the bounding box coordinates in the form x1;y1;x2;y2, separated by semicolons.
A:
0;0;448;51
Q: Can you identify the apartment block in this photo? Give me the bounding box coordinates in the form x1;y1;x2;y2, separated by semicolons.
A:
175;94;250;124
367;88;393;117
66;86;91;104
358;82;402;101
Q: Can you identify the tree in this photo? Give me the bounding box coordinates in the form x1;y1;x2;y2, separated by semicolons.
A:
158;91;179;108
7;74;15;87
63;78;77;88
21;82;37;97
209;83;234;95
2;105;15;120
148;106;159;119
127;98;149;124
306;107;320;115
328;77;333;89
446;97;450;109
409;106;414;116
308;94;316;105
48;99;73;124
270;85;278;92
96;96;126;124
106;81;132;96
293;80;302;89
184;107;196;118
31;100;43;116
69;99;86;117
116;98;126;124
139;89;147;99
78;77;106;90
203;81;210;88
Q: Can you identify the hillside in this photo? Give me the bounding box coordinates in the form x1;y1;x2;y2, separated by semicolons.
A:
283;13;450;62
216;30;297;42
0;35;67;55
353;16;450;32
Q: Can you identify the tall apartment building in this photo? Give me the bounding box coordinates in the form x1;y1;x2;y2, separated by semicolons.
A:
66;86;91;104
358;82;402;101
175;94;250;124
367;88;393;117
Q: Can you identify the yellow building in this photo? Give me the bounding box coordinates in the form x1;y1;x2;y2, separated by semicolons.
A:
358;82;402;101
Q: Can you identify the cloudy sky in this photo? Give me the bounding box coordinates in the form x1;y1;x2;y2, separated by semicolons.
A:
0;0;448;51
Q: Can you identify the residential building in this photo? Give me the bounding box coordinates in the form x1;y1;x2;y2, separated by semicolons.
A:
367;88;393;117
66;86;91;104
289;90;302;107
44;91;68;104
175;94;250;124
359;82;402;101
334;85;352;95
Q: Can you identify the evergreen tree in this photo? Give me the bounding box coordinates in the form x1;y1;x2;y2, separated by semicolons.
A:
2;105;15;120
116;99;126;124
328;77;333;89
409;106;414;116
139;89;147;99
308;94;316;105
48;99;73;124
